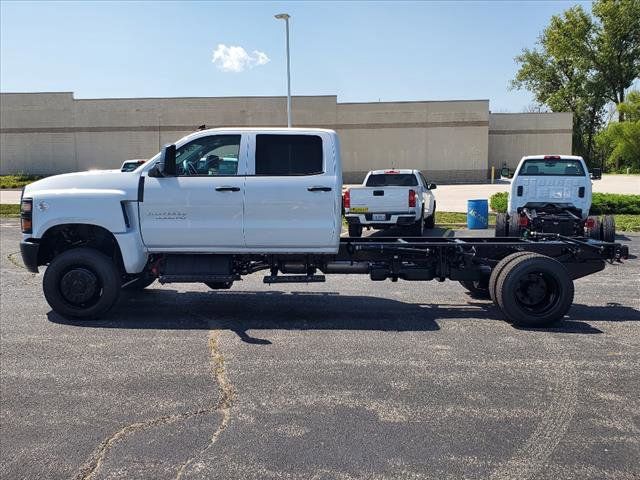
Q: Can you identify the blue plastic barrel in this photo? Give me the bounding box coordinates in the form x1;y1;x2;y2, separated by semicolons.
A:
467;199;489;229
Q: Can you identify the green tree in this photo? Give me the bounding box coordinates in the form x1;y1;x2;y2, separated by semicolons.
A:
596;91;640;170
512;0;640;165
589;0;640;121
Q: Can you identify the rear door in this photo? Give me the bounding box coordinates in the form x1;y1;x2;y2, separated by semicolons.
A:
243;133;339;250
139;133;247;250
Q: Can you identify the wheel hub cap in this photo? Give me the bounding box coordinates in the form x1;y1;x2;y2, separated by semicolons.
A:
516;273;548;306
60;268;98;304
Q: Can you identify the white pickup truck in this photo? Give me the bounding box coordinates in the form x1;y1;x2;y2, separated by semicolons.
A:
19;128;628;327
344;169;436;237
497;155;614;241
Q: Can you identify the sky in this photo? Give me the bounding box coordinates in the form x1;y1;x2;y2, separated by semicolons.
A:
0;0;592;111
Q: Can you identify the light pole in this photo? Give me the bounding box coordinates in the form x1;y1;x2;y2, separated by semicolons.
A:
275;13;292;127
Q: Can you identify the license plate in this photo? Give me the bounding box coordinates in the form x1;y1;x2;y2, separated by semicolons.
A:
350;207;368;213
372;213;386;221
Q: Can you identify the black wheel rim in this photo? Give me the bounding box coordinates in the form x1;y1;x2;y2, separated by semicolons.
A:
513;271;559;316
59;267;102;308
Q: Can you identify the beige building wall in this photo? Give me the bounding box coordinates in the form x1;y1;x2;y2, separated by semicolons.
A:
488;112;573;171
336;100;489;183
1;92;573;183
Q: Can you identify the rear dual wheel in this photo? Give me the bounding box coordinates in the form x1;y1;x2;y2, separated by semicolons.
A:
490;252;574;327
495;213;508;237
601;215;616;243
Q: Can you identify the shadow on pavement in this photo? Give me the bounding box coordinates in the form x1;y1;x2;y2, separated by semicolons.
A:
47;289;640;343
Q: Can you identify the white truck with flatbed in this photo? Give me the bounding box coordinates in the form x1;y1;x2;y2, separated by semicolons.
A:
497;155;615;241
20;128;629;327
344;169;436;237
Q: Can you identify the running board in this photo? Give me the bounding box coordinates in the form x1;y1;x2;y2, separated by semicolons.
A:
263;275;326;284
159;274;239;284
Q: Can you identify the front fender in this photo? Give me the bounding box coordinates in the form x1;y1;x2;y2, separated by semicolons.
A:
29;189;129;239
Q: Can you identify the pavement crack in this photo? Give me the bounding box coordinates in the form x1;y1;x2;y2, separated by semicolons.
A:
6;251;28;270
74;324;235;480
174;329;236;479
74;408;215;480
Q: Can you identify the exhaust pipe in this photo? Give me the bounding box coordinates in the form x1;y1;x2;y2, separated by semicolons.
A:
322;261;369;274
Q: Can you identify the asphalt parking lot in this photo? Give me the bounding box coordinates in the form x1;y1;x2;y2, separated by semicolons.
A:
1;218;639;480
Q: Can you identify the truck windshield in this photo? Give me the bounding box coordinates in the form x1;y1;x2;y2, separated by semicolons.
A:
520;159;585;176
366;174;418;187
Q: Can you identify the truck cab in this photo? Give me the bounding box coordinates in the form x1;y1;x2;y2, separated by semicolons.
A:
497;155;614;240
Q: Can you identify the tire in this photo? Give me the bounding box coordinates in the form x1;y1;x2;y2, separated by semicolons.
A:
410;210;425;236
495;213;508;237
425;202;436;229
348;224;363;237
459;279;490;299
495;254;574;328
601;215;616;243
488;251;536;304
508;214;522;237
205;281;233;290
122;274;155;290
43;247;121;318
587;216;601;240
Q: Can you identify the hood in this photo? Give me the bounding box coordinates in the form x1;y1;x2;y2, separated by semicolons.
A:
23;169;141;200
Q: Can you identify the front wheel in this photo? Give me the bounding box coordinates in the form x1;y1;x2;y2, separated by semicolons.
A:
43;248;121;318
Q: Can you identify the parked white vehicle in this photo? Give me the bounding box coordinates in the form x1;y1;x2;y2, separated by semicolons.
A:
344;169;436;237
497;155;614;241
18;129;628;327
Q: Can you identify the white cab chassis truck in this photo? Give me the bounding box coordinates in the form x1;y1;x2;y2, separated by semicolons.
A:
20;129;628;327
497;155;615;241
344;169;436;237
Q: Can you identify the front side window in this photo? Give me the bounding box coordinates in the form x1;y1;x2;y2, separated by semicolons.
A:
255;134;323;176
365;173;418;187
175;135;241;176
519;159;585;177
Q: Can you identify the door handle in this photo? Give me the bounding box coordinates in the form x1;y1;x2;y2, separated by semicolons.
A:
307;186;332;192
215;186;240;192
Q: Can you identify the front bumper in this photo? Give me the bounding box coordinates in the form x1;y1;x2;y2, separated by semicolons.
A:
20;240;40;273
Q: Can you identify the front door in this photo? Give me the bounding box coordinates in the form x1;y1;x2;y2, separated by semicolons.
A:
139;134;247;250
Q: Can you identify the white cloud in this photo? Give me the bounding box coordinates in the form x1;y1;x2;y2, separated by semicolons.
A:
212;44;270;73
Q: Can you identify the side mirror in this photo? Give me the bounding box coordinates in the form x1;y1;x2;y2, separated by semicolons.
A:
160;144;177;176
147;163;163;178
590;168;602;180
500;167;512;178
428;183;437;190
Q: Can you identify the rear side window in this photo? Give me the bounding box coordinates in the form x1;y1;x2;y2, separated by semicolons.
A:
519;159;586;176
255;134;323;176
365;173;418;187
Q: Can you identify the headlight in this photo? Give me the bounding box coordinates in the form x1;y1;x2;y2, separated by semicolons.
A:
21;198;33;234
